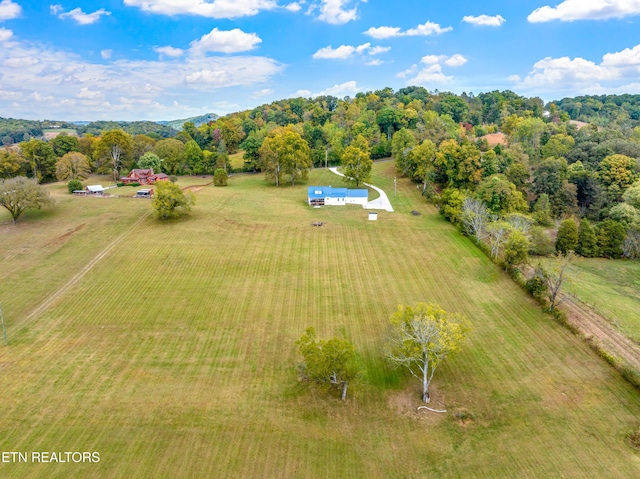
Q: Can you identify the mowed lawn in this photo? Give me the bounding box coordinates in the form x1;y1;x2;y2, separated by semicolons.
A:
1;165;640;478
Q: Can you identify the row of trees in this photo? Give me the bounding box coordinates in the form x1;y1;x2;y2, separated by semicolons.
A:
297;303;468;403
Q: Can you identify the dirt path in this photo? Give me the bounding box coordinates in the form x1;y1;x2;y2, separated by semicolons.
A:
559;293;640;370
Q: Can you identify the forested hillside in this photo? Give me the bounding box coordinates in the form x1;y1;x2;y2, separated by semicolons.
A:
554;94;640;127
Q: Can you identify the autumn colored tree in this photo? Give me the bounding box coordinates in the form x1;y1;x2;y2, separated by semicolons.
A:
93;130;134;182
386;303;468;403
341;135;372;187
55;152;91;181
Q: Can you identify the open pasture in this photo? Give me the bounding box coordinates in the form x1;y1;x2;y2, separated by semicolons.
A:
1;164;639;478
556;258;640;344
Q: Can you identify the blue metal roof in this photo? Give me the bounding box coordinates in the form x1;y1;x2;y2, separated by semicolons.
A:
347;189;368;198
308;186;368;200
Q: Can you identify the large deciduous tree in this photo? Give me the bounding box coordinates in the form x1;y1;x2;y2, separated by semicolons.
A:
55;152;90;181
386;303;468;403
391;128;416;177
296;327;359;401
151;180;195;219
341;134;372;187
259;128;311;186
93;130;134;182
0;149;27;179
137;152;162;171
412;139;437;192
19;139;57;182
153;138;186;175
0;176;53;224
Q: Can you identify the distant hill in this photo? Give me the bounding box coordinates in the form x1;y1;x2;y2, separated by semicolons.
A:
76;121;178;138
160;113;218;130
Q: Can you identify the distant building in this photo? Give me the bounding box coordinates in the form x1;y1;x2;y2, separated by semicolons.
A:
120;168;170;185
307;186;368;207
73;185;104;196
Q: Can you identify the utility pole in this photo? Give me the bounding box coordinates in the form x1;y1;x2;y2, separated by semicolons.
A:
0;302;7;345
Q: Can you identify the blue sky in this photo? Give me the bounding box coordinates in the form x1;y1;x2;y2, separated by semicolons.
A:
1;0;640;121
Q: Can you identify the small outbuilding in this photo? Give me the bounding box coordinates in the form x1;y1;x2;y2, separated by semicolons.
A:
74;185;104;196
308;186;368;207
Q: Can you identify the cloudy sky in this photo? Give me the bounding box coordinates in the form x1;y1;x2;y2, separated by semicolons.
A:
1;0;640;121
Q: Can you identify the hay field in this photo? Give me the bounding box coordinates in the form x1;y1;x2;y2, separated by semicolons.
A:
1;165;639;478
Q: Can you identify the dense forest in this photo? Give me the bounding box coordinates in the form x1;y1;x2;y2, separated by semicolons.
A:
2;89;639;261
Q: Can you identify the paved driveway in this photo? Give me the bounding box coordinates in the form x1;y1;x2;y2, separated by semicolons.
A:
328;167;394;212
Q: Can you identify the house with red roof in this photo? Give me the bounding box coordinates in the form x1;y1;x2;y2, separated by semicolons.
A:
120;168;169;185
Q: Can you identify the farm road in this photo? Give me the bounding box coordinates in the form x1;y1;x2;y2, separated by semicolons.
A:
15;210;153;333
560;293;640;371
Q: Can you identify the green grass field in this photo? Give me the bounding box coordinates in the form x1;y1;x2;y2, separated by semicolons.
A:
1;164;639;478
551;258;640;343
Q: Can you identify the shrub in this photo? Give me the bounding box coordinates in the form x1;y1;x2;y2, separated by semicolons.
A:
213;168;229;186
525;276;548;301
116;182;125;187
67;179;83;194
530;226;555;256
169;175;178;183
129;182;140;187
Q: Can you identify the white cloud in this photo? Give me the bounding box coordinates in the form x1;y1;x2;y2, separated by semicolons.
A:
59;7;111;25
123;0;278;19
4;56;39;68
406;21;453;36
363;26;401;39
445;54;467;67
528;0;640;23
400;53;465;85
101;49;112;59
285;2;302;12
397;64;418;79
190;28;262;54
154;46;184;58
318;80;360;97
295;89;312;97
462;14;506;27
77;87;103;99
518;56;619;89
317;0;361;25
0;36;283;120
508;74;521;82
421;55;441;65
369;46;391;55
364;21;452;39
365;59;383;66
419;54;466;67
602;44;640;66
0;27;12;42
409;64;453;84
312;42;372;60
0;0;20;21
252;88;273;97
50;4;63;15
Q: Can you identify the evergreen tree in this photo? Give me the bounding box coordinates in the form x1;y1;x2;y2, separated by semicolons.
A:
576;219;597;257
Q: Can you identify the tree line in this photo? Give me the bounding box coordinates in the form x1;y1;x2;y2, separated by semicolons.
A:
2;87;639;260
